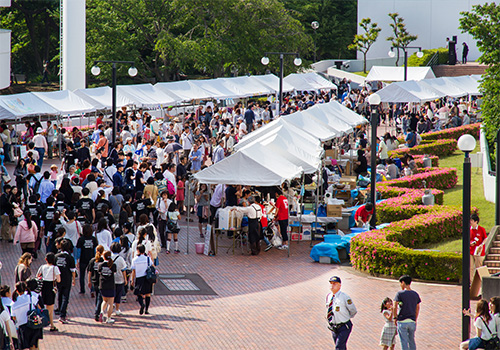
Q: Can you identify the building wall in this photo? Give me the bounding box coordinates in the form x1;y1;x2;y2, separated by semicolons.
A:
0;0;11;89
357;0;485;62
62;0;85;90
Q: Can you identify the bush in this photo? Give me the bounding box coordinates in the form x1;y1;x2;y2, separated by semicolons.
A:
407;47;448;67
412;155;439;167
382;167;457;190
421;123;481;141
388;139;457;158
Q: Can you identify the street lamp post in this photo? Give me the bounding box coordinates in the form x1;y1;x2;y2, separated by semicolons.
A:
91;60;137;144
311;21;319;63
368;93;381;229
388;46;424;81
496;129;500;225
261;52;302;115
458;134;476;341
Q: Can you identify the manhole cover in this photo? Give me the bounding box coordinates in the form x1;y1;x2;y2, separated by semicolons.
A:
154;273;217;296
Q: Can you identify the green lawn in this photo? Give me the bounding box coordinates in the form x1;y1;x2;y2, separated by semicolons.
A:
353;71;368;77
419;145;495;253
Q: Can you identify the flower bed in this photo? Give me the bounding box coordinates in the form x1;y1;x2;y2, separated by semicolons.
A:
381;167;457;190
388;139;457;158
412;155;439;167
421;123;480;141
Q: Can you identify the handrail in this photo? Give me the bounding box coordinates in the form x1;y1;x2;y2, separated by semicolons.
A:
426;52;439;67
484;226;500;259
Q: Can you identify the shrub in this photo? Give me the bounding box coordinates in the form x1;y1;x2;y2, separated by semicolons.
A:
388;139;457;158
412;155;439;167
421;123;481;141
381;167;457;190
407;47;448;67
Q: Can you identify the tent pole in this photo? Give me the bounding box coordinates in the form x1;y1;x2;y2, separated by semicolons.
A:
185;176;191;254
58;115;62;160
314;167;320;243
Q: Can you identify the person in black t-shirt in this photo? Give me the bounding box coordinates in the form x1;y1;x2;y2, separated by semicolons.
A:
77;188;95;224
76;224;98;294
98;251;117;324
55;193;70;213
100;204;116;228
62;142;77;173
225;185;237;207
133;191;151;223
354;149;368;176
87;245;104;321
55;239;76;323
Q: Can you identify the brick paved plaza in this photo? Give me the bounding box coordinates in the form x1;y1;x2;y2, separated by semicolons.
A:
0;220;463;350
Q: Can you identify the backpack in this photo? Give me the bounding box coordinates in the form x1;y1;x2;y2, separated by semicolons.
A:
32;175;43;194
155;179;168;195
166;180;175;196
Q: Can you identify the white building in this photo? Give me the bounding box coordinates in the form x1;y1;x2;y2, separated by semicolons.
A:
0;0;11;89
61;0;86;90
357;0;485;62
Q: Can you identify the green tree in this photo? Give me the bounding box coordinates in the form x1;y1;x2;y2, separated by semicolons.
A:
387;13;418;66
348;18;381;73
460;3;500;145
0;0;59;81
283;0;357;60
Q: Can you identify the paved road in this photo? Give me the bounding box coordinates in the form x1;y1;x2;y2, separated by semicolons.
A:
0;221;464;350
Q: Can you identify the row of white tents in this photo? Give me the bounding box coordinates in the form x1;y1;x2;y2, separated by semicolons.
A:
193;100;367;186
0;73;337;120
375;75;481;103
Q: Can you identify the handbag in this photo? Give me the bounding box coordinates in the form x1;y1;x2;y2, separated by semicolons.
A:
145;257;158;284
1;174;11;184
482;317;500;350
26;294;49;329
52;265;58;294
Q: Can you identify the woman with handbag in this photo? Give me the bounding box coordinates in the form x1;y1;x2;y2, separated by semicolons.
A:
14;212;37;256
14;253;33;283
10;281;43;350
36;252;60;332
460;299;498;350
8;188;22;242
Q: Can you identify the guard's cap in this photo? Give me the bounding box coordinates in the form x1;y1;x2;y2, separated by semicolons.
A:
329;276;341;283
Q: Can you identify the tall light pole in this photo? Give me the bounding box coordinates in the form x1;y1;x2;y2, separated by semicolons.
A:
457;134;476;341
388;46;424;81
368;93;381;228
261;52;302;115
91;60;137;144
311;21;319;63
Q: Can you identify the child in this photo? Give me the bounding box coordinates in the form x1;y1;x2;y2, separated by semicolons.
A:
166;201;181;254
50;164;58;186
380;297;397;350
176;175;185;215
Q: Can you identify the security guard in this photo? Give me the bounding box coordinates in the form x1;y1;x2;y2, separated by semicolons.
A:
325;276;357;350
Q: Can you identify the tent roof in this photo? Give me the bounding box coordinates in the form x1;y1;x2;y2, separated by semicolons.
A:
189;79;241;100
74;86;137;109
418;77;469;98
284;72;337;91
0;92;58;119
326;67;366;86
117;84;180;108
32;90;102;115
217;76;274;97
319;100;368;126
376;80;446;103
193;150;303;186
366;66;436;82
283;110;341;141
237;131;322;174
249;74;295;93
300;104;353;135
442;75;481;96
155;80;215;102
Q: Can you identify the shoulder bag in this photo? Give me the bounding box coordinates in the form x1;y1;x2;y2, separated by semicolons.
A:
26;294;49;329
482;317;500;350
145;257;157;284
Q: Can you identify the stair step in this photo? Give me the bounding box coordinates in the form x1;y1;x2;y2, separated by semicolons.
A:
484;260;500;267
487;254;500;261
490;247;500;254
492;241;500;247
489;268;500;275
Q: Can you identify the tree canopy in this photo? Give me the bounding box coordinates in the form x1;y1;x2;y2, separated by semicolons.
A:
348;18;381;73
387;13;418;67
460;3;500;144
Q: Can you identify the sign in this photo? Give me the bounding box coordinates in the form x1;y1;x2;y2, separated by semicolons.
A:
203;224;212;256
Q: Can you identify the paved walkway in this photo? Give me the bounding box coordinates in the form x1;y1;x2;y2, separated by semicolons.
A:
0;220;465;350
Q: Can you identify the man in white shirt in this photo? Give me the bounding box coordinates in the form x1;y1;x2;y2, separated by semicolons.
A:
209;184;226;224
212;139;225;164
33;127;48;168
180;127;193;158
103;159;117;187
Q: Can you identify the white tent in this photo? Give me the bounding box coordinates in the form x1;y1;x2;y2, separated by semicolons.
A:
418;77;468;98
326;67;366;86
300;104;353;135
74;86;138;109
319;99;368;126
365;66;436;82
117;84;181;108
284;72;337;91
442;75;481;96
283;110;341;141
235;118;320;151
193;150;303;186
0;92;58;120
249;74;295;93
217;76;274;97
155;80;215;102
237;132;322;174
376;80;446;103
32;90;102;115
189;79;241;100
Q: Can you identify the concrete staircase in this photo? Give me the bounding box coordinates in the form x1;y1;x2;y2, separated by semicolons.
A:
483;226;500;275
432;62;487;77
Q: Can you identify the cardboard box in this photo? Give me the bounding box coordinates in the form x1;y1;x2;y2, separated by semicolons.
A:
344;162;353;176
327;204;343;217
291;233;303;241
339;176;357;190
325;149;338;160
319;256;333;264
290;226;302;233
336;191;351;200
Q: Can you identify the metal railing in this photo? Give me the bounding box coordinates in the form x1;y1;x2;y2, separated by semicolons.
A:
426;52;439;66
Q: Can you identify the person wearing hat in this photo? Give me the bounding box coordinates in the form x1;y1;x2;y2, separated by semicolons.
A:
326;276;357;350
33;127;48;168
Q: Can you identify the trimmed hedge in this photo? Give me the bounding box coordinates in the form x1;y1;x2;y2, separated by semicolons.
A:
420;123;480;141
388;139;457;158
412;155;439;167
382;167;457;190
